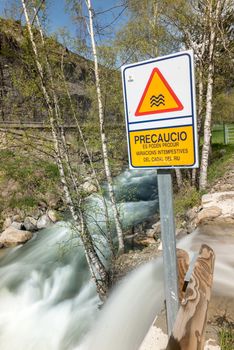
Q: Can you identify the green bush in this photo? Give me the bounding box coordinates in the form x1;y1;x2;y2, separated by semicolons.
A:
174;186;202;217
219;327;234;350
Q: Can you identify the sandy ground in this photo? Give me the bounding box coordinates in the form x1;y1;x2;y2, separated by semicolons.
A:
139;324;221;350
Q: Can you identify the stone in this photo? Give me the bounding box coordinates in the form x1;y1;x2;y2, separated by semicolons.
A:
201;191;234;221
134;236;156;247
186;207;199;221
80;181;97;194
2;217;12;230
29;209;42;220
0;226;32;247
47;210;58;223
44;192;61;209
146;221;161;239
24;217;38;232
197;206;222;223
176;228;187;237
11;221;23;230
38;201;47;210
37;214;52;230
158;241;163;251
12;214;21;222
152;221;161;234
146;228;156;238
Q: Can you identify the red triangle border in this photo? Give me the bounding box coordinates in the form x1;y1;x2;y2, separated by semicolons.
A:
135;68;184;116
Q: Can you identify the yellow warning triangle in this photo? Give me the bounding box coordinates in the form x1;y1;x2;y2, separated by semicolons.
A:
135;68;183;116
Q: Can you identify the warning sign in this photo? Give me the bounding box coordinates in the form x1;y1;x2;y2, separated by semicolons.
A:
129;126;194;167
121;50;199;169
135;68;184;116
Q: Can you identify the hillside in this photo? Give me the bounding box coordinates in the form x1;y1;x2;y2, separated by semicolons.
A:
0;17;94;124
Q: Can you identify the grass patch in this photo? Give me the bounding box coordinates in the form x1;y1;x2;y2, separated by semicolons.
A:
174;185;202;217
208;144;234;184
0;149;60;193
0;149;61;216
9;195;38;210
219;327;234;350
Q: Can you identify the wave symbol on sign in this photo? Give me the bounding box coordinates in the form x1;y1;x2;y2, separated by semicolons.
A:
150;94;165;107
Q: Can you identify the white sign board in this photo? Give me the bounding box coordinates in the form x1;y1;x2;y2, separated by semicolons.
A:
121;50;199;169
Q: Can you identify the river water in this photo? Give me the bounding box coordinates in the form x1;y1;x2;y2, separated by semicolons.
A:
0;169;233;350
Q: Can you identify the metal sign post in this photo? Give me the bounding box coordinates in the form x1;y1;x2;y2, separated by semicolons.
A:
157;169;179;334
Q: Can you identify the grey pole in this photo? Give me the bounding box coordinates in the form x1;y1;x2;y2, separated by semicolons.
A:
157;169;179;335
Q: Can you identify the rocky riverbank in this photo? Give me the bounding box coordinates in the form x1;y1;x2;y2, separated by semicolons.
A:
0;208;59;248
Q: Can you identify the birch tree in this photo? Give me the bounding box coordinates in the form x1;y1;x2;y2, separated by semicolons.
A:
85;0;125;254
21;0;110;299
199;0;229;190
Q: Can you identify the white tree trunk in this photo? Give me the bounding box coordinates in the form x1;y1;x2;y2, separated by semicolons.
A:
85;0;124;254
34;10;79;195
192;64;205;186
199;0;222;190
175;169;183;189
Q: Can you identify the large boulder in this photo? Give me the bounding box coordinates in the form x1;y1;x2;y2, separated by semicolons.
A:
11;221;24;230
0;226;32;247
202;191;234;217
80;180;97;194
2;217;12;230
37;214;51;230
24;216;38;231
197;191;234;224
47;209;58;223
197;206;222;223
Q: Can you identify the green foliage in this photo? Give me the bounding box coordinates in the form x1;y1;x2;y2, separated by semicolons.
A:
211;125;226;144
0;149;60;213
174;185;202;217
219;327;234;350
213;92;234;123
115;0;180;63
9;195;38;210
208;144;234;184
0;150;59;190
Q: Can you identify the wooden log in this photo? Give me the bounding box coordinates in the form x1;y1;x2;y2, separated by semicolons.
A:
177;249;189;303
167;244;215;350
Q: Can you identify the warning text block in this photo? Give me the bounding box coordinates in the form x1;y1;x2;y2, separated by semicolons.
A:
129;126;195;167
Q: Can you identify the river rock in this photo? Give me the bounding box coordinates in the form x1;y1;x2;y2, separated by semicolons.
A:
24;217;38;231
197;206;222;223
37;214;51;229
186;206;200;221
11;221;24;230
80;181;97;194
44;192;61;209
146;221;161;239
2;217;12;230
47;209;58;223
0;226;32;247
202;192;234;217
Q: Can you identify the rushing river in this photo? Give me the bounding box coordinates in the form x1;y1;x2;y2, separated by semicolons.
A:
0;169;233;350
0;170;159;350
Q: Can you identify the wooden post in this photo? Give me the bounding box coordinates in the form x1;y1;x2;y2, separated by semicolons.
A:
166;244;215;350
176;249;189;303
